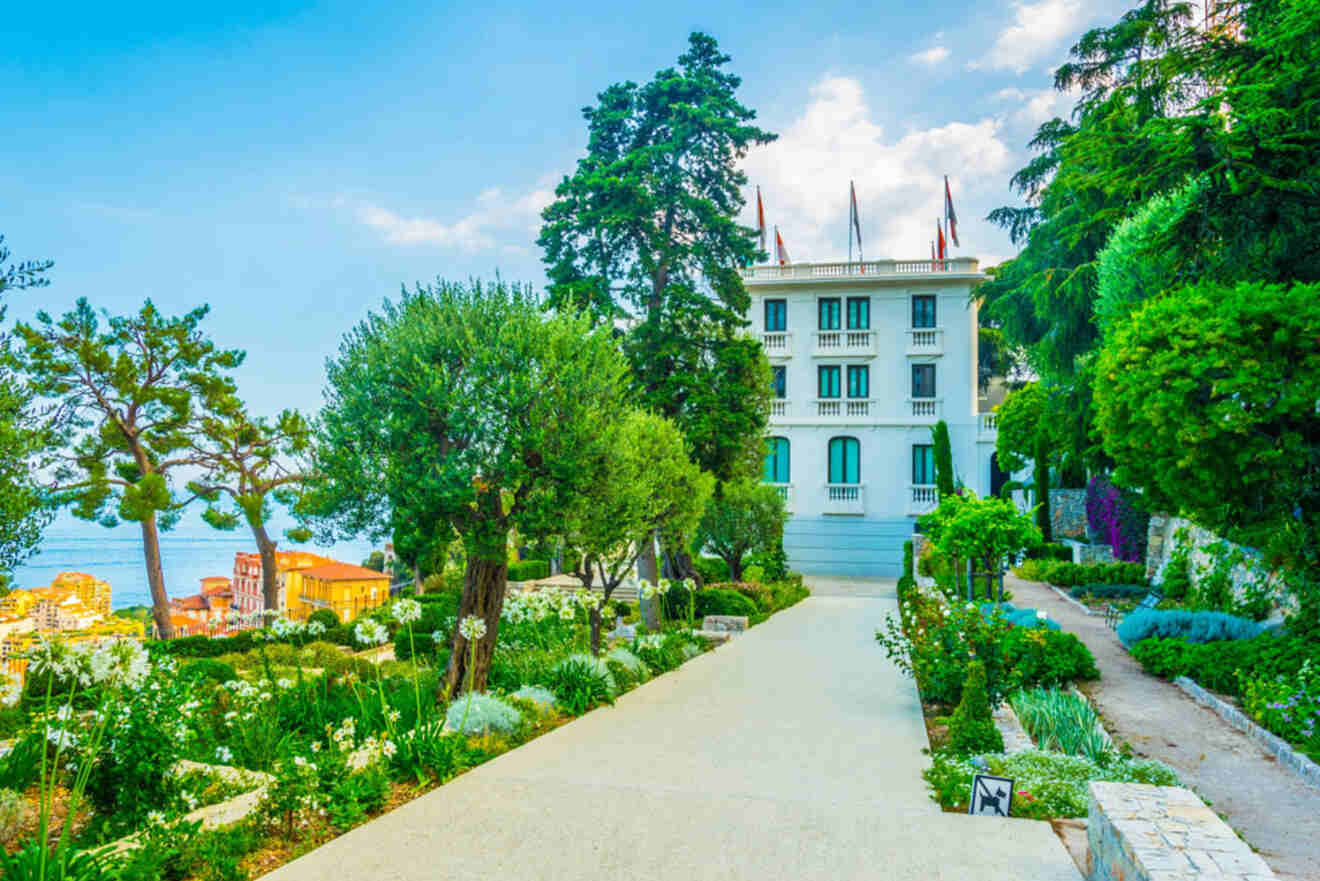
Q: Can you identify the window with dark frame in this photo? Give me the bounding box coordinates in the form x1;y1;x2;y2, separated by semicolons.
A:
818;298;841;330
846;297;870;330
818;365;841;398
763;437;790;484
846;365;869;399
911;363;936;398
765;299;787;332
912;295;937;329
828;436;860;485
771;365;786;398
912;444;935;485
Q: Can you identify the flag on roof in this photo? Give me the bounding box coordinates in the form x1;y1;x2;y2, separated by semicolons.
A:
944;176;959;248
775;226;791;266
756;186;767;255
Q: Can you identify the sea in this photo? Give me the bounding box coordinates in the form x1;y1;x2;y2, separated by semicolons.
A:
9;511;378;610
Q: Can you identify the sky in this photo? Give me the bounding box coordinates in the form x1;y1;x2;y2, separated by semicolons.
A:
2;0;1137;420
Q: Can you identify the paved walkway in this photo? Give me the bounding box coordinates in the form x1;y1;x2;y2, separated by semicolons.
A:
1008;575;1320;880
267;577;1079;881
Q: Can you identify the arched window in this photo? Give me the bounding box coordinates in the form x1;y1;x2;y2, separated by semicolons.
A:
763;437;790;483
827;436;860;485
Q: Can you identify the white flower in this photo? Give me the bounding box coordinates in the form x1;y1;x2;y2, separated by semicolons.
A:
293;755;310;768
47;727;77;750
0;675;19;709
306;621;327;637
1036;610;1049;621
276;678;293;690
215;746;234;763
386;709;400;724
381;739;397;758
393;598;422;625
656;579;671;596
147;811;166;827
54;704;73;722
459;616;487;641
638;579;656;599
354;619;390;647
310;742;321;753
557;604;575;622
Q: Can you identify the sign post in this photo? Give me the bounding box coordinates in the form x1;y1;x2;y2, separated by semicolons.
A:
969;774;1014;817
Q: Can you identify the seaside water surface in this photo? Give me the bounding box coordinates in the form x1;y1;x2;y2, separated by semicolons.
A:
10;512;378;610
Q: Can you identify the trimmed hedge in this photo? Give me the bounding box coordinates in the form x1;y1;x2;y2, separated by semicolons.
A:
1129;632;1320;696
1069;584;1149;600
1044;561;1146;588
1026;543;1074;562
508;559;550;582
693;588;758;618
1117;608;1262;648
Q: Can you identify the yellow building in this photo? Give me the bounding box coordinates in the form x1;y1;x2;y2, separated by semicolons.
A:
272;551;337;618
294;563;391;623
50;572;112;616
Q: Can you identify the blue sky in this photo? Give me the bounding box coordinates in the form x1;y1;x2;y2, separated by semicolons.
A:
3;0;1131;419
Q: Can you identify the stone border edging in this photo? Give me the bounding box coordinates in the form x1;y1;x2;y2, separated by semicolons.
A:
1047;584;1098;617
1174;675;1320;792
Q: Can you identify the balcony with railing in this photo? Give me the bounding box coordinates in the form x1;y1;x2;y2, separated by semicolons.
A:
978;412;999;438
814;398;874;419
823;483;865;515
908;398;942;421
813;329;876;358
907;485;939;517
905;327;945;357
760;331;793;359
769;398;789;418
741;257;981;282
767;482;793;512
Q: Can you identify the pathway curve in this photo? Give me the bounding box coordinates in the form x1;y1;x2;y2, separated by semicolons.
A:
267;577;1079;881
1007;575;1320;879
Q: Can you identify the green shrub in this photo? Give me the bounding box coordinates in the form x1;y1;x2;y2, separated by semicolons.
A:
633;633;687;673
1129;632;1320;696
898;539;915;594
1043;561;1146;587
1117;608;1262;648
179;658;238;685
1002;628;1100;690
694;588;758;618
743;564;765;584
307;609;340;631
508;559;550;581
1027;543;1074;562
1069;584;1148;600
693;556;730;584
509;684;558;712
947;661;1003;754
1012;559;1051;582
1009;687;1110;762
604;647;650;691
547;654;616;714
445;692;521;735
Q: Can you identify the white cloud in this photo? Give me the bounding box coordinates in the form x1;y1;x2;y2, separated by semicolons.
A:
742;77;1014;262
973;0;1086;74
993;86;1076;126
910;46;951;67
354;185;554;253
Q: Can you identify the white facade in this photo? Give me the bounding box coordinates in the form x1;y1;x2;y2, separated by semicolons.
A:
743;257;999;576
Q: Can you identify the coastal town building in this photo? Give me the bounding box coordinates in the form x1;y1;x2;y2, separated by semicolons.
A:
290;562;391;622
743;256;998;578
231;550;338;616
0;572;143;684
167;576;238;635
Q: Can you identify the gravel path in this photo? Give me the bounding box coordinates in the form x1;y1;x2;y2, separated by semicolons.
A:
1007;575;1320;879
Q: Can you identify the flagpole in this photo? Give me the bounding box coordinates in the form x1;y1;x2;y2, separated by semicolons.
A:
848;183;853;265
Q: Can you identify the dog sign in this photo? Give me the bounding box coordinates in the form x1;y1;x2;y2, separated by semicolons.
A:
969;774;1014;817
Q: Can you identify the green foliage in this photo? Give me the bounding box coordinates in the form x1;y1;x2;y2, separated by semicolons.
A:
994;383;1046;475
1240;663;1320;760
898;539;915;595
931;420;955;497
693;556;730;584
947;661;1004;754
1026;543;1073;562
603;647;650;691
178;658;238;685
1095;281;1320;569
920;492;1042;583
1117;608;1263;648
1010;687;1111;762
924;749;1179;819
445;692;522;735
1129;631;1320;697
327;765;391;832
694;479;787;582
1001;627;1100;690
539;32;776;484
1034;433;1052;543
508;559;550;582
693;588;758;618
547;655;616;714
307;609;340;632
1043;561;1146;587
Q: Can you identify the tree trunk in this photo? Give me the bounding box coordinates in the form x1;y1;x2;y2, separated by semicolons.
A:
637;531;660;630
728;553;744;583
443;554;508;696
141;515;174;639
248;517;280;613
413;563;423;595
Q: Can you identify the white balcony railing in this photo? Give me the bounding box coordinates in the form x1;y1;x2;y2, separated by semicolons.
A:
813;329;877;358
823;483;865;515
741;257;980;282
908;484;939;517
905;327;945;357
761;331;793;358
814;398;873;418
978;412;999;436
768;482;793;512
769;399;789;418
908;398;942;420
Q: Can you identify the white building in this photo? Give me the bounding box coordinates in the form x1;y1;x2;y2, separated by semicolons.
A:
743;256;1001;577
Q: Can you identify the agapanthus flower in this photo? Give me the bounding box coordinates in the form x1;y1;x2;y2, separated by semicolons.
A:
0;675;20;709
354;619;390;647
306;620;327;637
459;616;487;641
393;598;423;625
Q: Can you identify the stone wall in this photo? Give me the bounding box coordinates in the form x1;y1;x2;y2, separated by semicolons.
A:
1087;781;1276;880
1050;489;1088;541
1145;513;1286;608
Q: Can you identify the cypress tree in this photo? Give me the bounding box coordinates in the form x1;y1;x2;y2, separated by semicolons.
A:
932;420;955;497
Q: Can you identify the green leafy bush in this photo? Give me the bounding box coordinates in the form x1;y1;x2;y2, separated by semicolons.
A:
1129;632;1320;696
898;540;915;594
693;556;731;584
1012;559;1052;582
1010;687;1110;762
924;750;1179;819
948;661;1003;754
508;559;550;581
1070;584;1148;600
307;609;340;631
179;658;238;685
1043;561;1146;587
1001;628;1100;690
547;654;616;714
693;588;758;618
1117;608;1262;648
604;647;650;691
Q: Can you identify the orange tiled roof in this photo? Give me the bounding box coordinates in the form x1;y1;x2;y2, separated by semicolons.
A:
173;595;209;611
300;562;390;581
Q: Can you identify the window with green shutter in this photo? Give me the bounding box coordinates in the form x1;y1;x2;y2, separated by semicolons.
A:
828;436;860;484
818;365;841;398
